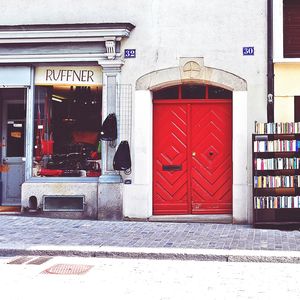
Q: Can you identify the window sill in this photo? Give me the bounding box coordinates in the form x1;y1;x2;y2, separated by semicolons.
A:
26;177;99;183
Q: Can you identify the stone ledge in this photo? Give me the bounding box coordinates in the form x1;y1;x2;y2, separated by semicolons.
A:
1;246;300;264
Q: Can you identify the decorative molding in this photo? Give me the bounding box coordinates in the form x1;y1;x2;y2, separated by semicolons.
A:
182;61;201;79
0;53;125;64
0;23;135;63
136;58;247;91
105;40;116;60
0;23;135;44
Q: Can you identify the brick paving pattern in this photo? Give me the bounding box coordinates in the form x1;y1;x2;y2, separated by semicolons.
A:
0;215;300;251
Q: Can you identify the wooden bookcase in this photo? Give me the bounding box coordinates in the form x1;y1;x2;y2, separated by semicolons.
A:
253;132;300;228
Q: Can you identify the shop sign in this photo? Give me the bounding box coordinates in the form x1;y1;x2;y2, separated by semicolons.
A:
35;66;102;86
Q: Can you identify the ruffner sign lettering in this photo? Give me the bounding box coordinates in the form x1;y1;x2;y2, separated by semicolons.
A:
35;66;102;86
46;69;95;83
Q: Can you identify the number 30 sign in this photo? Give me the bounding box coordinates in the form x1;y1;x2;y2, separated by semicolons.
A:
243;47;254;56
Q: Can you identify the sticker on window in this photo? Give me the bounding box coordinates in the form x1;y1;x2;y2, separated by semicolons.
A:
11;131;22;139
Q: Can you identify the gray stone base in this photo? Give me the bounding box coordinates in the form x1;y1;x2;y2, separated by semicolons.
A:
148;214;233;223
21;182;98;219
98;183;123;220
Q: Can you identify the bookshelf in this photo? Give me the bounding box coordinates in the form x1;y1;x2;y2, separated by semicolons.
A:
253;122;300;228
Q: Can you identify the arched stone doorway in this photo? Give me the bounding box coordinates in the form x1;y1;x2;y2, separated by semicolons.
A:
124;58;249;224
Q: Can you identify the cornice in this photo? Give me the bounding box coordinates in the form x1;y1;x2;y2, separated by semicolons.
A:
0;23;135;44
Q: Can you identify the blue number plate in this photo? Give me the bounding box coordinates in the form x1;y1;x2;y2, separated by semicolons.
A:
124;49;136;58
243;47;254;56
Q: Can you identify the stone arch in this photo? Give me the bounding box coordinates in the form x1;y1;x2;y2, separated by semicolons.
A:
136;57;247;91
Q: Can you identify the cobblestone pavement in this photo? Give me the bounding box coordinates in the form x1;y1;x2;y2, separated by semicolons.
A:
0;215;300;251
0;255;300;299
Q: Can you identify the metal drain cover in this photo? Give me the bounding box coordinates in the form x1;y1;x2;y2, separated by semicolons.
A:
42;264;93;275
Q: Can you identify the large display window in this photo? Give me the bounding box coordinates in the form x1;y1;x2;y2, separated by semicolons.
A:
33;84;102;178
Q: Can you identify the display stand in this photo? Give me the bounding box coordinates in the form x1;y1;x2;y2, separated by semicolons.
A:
253;122;300;228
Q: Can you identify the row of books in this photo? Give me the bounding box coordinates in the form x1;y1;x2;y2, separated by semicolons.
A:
253;175;299;188
254;157;300;170
255;121;300;134
254;196;300;209
253;140;299;152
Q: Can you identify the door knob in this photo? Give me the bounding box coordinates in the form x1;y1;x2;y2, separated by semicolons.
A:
2;158;7;164
192;152;196;157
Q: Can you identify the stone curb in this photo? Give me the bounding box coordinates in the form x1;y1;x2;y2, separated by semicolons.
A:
0;246;300;263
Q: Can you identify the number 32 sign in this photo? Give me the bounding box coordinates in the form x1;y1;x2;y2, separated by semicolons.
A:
124;49;136;58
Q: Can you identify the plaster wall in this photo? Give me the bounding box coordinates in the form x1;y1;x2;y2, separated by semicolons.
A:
275;63;300;96
1;1;267;93
1;0;268;223
273;63;300;122
274;96;294;122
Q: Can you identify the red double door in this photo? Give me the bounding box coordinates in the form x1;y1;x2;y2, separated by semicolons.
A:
153;100;232;215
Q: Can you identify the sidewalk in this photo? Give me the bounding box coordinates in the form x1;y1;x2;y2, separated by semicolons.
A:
1;215;300;263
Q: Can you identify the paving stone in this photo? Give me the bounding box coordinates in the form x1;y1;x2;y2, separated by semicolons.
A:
0;215;300;252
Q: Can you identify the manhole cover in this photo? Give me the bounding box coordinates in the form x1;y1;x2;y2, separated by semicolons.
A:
41;264;93;275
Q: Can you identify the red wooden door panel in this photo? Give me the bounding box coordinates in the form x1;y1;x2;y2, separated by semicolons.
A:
153;100;232;215
153;103;189;214
190;102;232;214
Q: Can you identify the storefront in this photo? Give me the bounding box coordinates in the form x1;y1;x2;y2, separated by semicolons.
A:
0;23;135;219
0;0;269;224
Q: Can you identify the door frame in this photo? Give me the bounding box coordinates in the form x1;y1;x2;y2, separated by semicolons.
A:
153;98;232;215
1;95;27;205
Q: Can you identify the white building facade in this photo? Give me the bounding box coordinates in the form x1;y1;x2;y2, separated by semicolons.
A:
0;0;268;223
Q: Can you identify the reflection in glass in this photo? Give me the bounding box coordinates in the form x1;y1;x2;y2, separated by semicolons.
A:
33;85;102;177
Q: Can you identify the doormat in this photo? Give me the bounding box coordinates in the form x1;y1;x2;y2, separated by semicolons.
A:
0;206;21;212
41;264;93;275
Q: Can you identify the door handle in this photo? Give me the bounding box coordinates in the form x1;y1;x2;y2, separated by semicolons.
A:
162;165;182;171
2;158;7;164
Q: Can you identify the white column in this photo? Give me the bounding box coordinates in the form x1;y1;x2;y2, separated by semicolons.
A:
232;91;248;223
99;64;122;183
25;68;35;180
123;90;153;218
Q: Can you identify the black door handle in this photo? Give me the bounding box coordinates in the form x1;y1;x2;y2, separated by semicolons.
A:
162;165;182;171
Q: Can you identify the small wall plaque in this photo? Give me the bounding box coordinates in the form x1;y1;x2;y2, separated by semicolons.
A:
124;49;136;58
243;47;254;56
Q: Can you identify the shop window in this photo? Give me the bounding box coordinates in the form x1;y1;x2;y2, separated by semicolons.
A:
283;0;300;58
33;85;102;178
6;103;26;157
